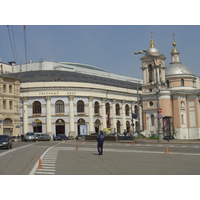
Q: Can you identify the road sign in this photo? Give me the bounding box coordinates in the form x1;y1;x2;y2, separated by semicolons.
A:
158;114;162;119
132;113;137;119
131;123;134;127
158;108;162;113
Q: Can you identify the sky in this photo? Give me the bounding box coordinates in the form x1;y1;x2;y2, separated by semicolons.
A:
1;25;200;79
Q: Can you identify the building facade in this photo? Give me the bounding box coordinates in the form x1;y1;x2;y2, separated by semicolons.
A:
9;62;142;137
0;74;20;136
140;39;200;139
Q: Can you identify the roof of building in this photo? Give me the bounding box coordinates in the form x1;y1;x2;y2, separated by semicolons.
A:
8;70;141;90
165;63;194;76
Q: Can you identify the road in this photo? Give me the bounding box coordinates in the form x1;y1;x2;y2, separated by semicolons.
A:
1;140;200;175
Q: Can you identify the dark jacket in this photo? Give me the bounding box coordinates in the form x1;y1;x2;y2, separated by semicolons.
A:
97;134;105;143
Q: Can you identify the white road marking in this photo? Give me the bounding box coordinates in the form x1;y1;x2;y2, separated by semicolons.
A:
29;142;61;175
0;143;35;157
36;172;55;174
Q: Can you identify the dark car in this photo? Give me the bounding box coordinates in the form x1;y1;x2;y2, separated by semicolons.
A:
53;134;67;141
90;133;98;135
163;135;175;140
38;133;51;141
0;135;12;149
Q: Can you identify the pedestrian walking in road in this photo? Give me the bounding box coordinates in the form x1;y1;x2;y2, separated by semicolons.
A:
97;130;105;155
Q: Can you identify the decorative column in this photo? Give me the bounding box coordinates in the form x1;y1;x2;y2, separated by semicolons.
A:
69;95;76;137
46;96;52;135
121;100;126;131
88;96;94;134
112;99;116;132
22;97;28;134
101;98;106;129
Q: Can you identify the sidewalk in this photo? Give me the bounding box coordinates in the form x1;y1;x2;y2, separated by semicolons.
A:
119;138;200;144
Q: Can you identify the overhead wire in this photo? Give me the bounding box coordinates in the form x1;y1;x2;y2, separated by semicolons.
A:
11;26;18;64
7;25;16;62
23;25;28;71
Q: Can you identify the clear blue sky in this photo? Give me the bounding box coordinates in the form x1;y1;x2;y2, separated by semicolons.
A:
0;25;200;79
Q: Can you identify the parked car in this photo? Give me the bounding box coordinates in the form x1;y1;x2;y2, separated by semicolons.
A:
67;136;75;140
53;134;67;141
90;133;98;135
0;135;12;149
12;136;19;142
24;132;36;142
38;133;51;141
163;135;175;140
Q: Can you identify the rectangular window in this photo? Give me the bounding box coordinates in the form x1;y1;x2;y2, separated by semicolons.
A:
9;101;13;109
9;85;12;93
3;85;6;93
181;114;184;125
3;100;6;109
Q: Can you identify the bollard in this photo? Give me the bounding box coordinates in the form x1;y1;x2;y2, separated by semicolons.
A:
75;144;79;150
37;158;43;169
165;147;169;154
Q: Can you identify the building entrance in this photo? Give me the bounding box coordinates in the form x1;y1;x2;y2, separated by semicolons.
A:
55;119;65;135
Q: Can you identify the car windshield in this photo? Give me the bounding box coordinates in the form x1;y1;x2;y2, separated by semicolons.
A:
0;136;8;140
26;133;34;136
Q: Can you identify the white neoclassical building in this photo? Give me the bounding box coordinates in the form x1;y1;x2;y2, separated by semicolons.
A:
9;61;142;137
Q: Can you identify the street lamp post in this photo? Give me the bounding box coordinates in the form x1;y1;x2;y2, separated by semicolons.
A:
134;50;163;142
137;82;141;137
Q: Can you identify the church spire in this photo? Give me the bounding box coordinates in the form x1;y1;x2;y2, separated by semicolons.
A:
150;31;155;48
170;33;180;63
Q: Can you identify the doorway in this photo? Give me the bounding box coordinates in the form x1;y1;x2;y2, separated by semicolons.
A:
55;119;65;135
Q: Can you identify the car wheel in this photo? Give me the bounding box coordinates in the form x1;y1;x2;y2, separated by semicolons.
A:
10;144;12;149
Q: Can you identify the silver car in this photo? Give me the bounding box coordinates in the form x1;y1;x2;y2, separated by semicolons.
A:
24;132;36;142
38;133;51;141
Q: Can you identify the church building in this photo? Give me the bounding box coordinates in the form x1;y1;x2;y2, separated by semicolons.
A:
139;38;200;139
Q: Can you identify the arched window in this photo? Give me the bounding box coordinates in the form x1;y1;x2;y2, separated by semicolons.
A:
116;103;120;116
148;64;153;83
77;100;84;113
117;120;120;133
33;101;41;114
125;104;129;116
106;102;110;115
134;105;138;115
94;101;100;114
3;118;12;125
181;79;184;86
55;100;64;113
151;114;155;126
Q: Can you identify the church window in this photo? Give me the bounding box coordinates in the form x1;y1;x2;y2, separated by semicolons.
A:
150;114;155;126
181;79;184;86
148;64;153;83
